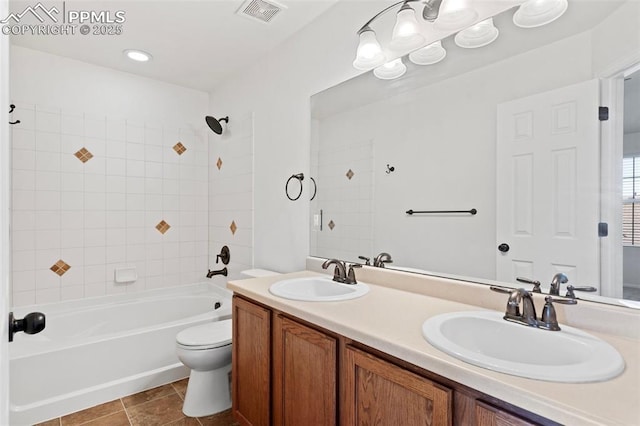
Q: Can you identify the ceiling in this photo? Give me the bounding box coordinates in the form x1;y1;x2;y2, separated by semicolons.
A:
8;0;340;92
625;69;640;134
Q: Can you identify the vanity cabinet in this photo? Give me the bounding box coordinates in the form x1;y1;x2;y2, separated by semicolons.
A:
232;295;551;426
232;296;271;426
475;401;537;426
273;314;337;425
343;346;452;425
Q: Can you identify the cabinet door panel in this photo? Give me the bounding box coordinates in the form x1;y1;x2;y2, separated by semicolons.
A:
273;315;337;426
475;401;538;426
344;346;452;426
232;296;271;426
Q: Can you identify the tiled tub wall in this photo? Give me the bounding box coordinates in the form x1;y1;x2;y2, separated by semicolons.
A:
11;103;209;306
208;112;254;280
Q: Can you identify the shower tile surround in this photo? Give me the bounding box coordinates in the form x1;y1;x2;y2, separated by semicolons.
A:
10;103;210;306
208;113;254;279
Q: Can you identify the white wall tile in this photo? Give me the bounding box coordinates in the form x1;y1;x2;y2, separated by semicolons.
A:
35;171;60;191
126;124;144;143
61;172;84;192
106;140;126;158
36;111;61;133
61;191;84;210
13;170;35;190
35;268;60;289
62;113;84;136
35;288;61;304
85;115;106;139
13;149;35;170
61;229;84;248
106;176;126;193
12;128;36;150
12;250;35;271
35;210;60;230
106;118;126;141
84;229;106;247
127;143;145;161
35;131;61;153
12;230;35;251
12;270;36;292
12;210;35;231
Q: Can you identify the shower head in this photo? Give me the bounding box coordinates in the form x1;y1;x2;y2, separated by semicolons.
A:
205;115;229;135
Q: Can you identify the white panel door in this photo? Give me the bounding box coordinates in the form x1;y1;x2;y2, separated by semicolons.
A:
496;79;601;291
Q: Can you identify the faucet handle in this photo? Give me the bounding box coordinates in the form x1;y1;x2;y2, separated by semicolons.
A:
489;285;513;294
346;263;362;284
565;285;597;299
539;296;577;331
516;277;542;293
358;256;371;265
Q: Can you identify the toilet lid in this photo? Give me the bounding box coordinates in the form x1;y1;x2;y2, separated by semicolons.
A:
176;319;232;349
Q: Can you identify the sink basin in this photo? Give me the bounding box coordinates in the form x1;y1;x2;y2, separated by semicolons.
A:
269;277;369;302
422;311;624;383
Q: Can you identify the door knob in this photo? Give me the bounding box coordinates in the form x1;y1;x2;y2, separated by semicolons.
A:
498;243;510;253
9;311;46;342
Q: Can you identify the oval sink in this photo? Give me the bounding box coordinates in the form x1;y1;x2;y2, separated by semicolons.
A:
422;311;624;383
269;277;369;302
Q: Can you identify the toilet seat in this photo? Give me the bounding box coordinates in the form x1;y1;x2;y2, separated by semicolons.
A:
176;320;232;350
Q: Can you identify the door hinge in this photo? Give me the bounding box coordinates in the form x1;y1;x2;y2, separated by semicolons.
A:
599;106;609;121
598;222;608;237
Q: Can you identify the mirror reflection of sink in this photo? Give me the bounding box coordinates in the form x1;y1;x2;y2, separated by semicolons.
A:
422;311;625;383
269;277;370;302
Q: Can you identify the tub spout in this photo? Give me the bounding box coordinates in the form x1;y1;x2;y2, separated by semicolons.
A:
207;267;228;278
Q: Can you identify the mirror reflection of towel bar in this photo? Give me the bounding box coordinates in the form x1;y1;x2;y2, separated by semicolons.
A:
406;209;477;215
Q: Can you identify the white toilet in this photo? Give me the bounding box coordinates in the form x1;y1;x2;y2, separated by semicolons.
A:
176;320;232;417
176;269;280;417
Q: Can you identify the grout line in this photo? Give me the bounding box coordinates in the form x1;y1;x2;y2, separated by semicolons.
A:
121;397;134;426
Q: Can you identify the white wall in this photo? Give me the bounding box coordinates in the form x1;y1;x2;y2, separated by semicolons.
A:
10;46;209;306
207;2;384;272
624;132;640;156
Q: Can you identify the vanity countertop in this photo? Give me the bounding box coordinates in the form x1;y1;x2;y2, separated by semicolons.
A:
227;270;640;426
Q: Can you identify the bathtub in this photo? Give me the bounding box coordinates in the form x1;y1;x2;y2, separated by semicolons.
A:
9;282;232;426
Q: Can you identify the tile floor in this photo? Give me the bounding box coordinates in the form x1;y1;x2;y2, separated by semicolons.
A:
35;379;238;426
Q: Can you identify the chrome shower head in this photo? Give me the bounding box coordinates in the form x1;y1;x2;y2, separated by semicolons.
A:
205;115;229;135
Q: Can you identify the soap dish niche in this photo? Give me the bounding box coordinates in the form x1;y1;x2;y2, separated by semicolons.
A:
114;267;137;283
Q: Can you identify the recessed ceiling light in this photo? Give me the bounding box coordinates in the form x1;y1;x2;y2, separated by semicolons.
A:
124;49;152;62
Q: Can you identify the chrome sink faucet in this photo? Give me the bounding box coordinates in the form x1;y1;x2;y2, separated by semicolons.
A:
322;259;360;284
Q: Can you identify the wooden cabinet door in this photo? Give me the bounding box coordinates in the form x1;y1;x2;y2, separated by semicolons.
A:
475;401;539;426
273;314;337;426
344;346;452;426
232;296;271;426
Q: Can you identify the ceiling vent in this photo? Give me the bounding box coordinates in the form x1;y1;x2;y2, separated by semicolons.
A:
237;0;286;24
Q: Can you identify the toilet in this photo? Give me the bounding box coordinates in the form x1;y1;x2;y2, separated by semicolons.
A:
176;268;280;417
176;320;232;417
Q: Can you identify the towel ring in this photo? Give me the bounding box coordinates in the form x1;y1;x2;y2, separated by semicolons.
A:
286;173;304;201
310;177;317;201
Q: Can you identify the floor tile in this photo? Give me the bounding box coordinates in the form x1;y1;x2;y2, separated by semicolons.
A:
79;411;131;426
171;378;189;399
197;409;238;426
122;384;177;408
61;400;125;426
163;417;201;426
126;393;185;426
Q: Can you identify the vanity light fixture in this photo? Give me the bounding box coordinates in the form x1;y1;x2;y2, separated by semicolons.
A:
123;49;152;62
454;18;499;48
354;0;569;81
513;0;568;28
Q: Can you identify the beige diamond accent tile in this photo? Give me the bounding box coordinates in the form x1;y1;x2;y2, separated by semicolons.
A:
328;220;335;230
74;147;93;163
156;220;171;234
230;220;237;235
50;259;71;276
216;157;223;170
173;142;187;155
346;169;354;180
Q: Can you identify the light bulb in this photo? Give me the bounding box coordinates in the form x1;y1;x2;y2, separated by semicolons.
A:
434;0;478;31
513;0;568;28
454;18;499;49
353;28;386;70
409;41;447;65
373;58;407;80
390;4;425;51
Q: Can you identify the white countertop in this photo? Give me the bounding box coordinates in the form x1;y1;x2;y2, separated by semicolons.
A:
228;270;640;426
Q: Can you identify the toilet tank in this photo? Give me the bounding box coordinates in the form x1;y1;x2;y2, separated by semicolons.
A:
240;269;280;279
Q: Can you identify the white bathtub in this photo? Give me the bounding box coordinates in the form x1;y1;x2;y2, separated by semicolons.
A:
9;282;232;426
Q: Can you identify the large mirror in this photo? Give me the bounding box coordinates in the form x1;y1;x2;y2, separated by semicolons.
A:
310;0;640;306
